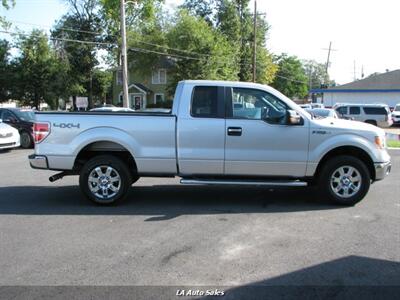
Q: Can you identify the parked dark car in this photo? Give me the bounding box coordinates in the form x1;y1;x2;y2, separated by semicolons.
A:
0;108;35;148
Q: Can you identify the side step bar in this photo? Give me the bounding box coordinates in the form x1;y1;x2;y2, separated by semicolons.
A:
180;179;307;187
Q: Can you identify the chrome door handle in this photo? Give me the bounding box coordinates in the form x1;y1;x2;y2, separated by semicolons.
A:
227;127;242;136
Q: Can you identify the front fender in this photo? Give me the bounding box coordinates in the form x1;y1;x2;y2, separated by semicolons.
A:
309;134;380;164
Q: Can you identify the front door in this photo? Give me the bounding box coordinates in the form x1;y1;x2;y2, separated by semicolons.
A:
130;94;143;110
224;87;309;177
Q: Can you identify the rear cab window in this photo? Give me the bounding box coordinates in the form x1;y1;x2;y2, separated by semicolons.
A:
191;86;224;118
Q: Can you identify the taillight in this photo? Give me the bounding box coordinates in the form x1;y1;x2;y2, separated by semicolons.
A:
33;122;50;143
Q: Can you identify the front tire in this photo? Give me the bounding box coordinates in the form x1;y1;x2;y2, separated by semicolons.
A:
319;155;370;206
79;155;132;205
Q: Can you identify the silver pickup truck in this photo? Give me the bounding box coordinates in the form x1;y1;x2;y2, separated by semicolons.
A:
29;80;391;206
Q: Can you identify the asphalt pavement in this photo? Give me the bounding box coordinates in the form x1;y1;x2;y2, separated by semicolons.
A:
0;149;399;299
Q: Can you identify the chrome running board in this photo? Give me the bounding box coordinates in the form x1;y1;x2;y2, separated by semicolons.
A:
180;179;307;187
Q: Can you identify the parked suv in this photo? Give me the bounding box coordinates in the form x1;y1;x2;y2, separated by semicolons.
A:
392;103;400;125
333;103;392;127
0;108;35;148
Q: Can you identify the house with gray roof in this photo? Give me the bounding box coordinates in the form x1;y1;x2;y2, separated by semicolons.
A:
310;69;400;109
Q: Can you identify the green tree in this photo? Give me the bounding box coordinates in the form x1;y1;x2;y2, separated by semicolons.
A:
271;54;308;98
183;0;277;84
0;39;11;101
1;0;15;28
165;11;239;92
302;60;329;90
92;68;112;105
52;0;102;109
13;30;67;109
100;0;163;65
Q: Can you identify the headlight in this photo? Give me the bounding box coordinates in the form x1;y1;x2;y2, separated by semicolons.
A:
375;136;385;149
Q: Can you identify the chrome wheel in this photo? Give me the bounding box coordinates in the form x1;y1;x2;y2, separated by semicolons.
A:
330;165;362;198
88;165;121;200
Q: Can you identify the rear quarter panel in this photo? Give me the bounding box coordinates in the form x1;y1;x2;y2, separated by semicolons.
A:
34;113;177;174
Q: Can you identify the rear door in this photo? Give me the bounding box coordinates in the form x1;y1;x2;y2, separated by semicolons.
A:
224;87;309;177
177;85;226;175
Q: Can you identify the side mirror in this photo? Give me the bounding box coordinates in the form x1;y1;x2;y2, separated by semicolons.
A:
286;110;303;125
0;119;2;123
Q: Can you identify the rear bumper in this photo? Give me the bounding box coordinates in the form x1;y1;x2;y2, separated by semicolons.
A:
28;154;49;169
374;161;391;181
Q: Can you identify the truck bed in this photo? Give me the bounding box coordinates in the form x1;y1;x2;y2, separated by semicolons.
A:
34;111;178;174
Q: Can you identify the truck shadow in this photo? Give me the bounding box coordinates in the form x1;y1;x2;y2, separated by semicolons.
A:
195;256;400;299
0;184;346;218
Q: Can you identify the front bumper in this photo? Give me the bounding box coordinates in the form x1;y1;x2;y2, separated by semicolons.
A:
0;134;20;150
0;141;20;150
28;154;49;169
374;161;391;181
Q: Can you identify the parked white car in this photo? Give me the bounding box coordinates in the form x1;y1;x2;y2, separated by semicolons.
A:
311;103;325;109
306;108;338;119
0;119;20;150
299;104;312;109
333;103;393;127
391;103;400;125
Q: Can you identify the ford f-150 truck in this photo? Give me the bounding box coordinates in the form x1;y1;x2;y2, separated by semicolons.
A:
29;80;391;205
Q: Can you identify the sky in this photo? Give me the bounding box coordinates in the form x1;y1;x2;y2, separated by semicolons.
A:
1;0;400;85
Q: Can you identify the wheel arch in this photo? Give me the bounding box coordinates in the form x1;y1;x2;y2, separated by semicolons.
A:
314;146;376;181
74;140;138;178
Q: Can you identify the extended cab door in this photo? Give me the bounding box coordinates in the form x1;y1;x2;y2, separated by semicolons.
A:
176;85;226;175
224;87;309;177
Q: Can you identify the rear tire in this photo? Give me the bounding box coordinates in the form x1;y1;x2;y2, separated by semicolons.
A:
318;155;370;206
79;155;132;205
20;131;33;149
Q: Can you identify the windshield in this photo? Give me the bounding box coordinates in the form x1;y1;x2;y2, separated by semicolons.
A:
13;110;35;122
395;105;400;112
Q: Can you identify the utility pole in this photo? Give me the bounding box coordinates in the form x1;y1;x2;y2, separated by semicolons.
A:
252;0;257;82
324;42;332;84
120;0;129;108
353;60;356;81
322;41;337;85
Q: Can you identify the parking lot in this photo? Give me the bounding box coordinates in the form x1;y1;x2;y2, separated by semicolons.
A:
0;149;399;298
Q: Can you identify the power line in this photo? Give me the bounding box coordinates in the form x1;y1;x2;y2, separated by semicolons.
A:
1;29;312;84
0;29;113;46
7;18;212;58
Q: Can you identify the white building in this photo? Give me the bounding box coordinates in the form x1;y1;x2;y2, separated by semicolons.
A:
311;69;400;109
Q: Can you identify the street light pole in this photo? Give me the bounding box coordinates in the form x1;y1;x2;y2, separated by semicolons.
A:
120;0;129;108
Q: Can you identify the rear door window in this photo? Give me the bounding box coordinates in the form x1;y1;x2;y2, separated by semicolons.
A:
349;106;360;115
363;107;387;115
